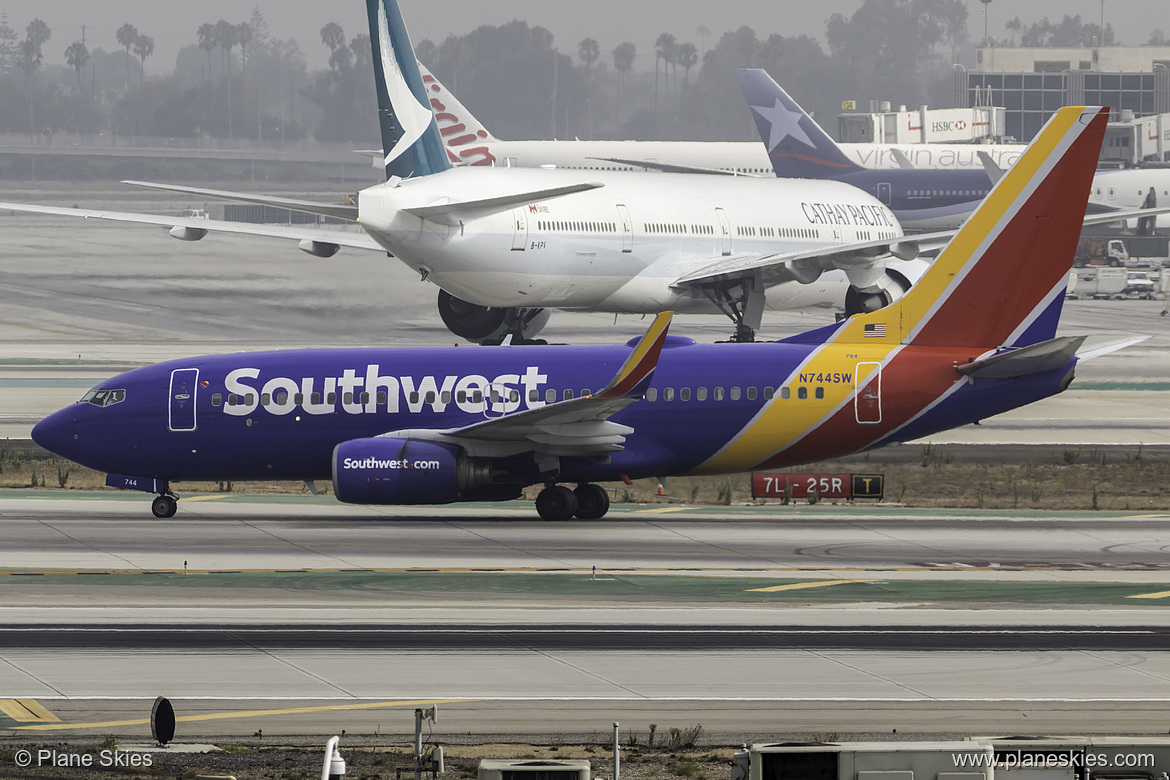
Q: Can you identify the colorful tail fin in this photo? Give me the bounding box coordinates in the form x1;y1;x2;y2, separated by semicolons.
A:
417;62;502;167
736;68;862;179
838;106;1109;349
365;0;451;179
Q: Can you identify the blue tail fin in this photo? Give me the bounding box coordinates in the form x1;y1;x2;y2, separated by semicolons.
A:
736;68;862;179
365;0;452;179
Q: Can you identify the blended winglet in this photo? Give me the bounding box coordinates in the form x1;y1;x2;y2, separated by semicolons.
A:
596;311;673;400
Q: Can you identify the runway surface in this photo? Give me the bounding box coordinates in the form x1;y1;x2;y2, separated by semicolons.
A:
4;494;1170;736
3;189;1170;739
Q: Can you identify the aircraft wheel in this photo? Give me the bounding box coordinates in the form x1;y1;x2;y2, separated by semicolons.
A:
574;484;610;520
151;495;178;518
535;485;577;521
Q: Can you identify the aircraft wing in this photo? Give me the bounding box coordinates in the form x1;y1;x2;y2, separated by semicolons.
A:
390;311;672;458
122;180;358;220
1082;205;1170;225
671;232;952;290
673;202;1170;291
0;202;382;252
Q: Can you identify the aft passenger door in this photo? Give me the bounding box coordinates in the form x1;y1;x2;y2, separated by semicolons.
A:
877;182;892;205
169;368;199;432
715;208;732;256
511;207;528;251
616;204;633;253
854;362;881;425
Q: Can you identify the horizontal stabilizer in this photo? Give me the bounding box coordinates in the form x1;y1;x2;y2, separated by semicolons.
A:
1075;335;1148;362
122;180;359;221
957;336;1085;378
402;182;604;225
587;157;764;177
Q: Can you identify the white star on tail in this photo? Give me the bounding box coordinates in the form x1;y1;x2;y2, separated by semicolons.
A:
751;98;816;152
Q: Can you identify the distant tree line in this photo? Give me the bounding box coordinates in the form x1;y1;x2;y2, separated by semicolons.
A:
0;2;1147;148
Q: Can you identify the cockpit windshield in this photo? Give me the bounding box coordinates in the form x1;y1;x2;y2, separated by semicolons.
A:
80;388;126;408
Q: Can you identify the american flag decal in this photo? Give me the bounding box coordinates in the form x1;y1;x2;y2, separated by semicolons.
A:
864;323;887;338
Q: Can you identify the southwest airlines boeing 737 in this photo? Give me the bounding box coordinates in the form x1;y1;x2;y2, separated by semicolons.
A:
32;104;1140;521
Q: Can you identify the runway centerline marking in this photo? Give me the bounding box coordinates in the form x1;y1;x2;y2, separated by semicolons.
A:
11;698;473;731
746;579;880;593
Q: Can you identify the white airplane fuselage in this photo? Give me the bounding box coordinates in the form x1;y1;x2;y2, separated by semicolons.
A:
442;138;1028;174
1091;168;1170;227
357;167;904;314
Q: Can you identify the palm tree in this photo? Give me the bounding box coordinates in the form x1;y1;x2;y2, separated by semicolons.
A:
320;22;345;62
654;32;676;110
115;22;137;83
213;19;239;139
132;34;153;85
578;38;599;70
213;19;235;71
696;24;710;55
677;41;698;84
236;22;252;71
64;40;88;92
612;42;635;111
197;23;215;80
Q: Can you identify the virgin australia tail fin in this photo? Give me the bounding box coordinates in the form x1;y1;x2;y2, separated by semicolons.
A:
418;62;502;167
736;68;863;179
834;106;1109;349
365;0;451;179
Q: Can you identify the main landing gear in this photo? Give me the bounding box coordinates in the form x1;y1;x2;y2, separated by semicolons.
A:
694;273;765;343
534;483;611;521
151;493;178;518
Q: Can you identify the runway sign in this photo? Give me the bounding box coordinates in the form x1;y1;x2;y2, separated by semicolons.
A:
752;473;884;501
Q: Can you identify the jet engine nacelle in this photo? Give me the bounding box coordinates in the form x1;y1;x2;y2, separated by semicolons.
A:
843;258;931;317
437;290;550;344
332;437;491;505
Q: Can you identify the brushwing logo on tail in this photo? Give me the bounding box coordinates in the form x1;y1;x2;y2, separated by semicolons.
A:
377;3;434;165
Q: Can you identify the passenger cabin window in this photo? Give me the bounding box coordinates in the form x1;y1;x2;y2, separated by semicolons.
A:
815;387;825;399
211;393;222;407
781;387;791;400
80;388;126;408
798;387;808;400
663;387;675;401
646;388;657;401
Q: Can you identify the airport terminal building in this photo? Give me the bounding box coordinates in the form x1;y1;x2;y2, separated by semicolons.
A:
957;45;1170;149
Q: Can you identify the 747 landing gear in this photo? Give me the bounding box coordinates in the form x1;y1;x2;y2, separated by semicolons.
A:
151;494;178;518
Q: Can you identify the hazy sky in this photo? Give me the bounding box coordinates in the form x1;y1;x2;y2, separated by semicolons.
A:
2;1;1167;75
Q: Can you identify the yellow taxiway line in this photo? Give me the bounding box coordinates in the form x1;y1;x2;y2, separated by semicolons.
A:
11;698;473;732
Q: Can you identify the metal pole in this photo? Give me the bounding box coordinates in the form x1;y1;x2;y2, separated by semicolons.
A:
612;722;620;780
415;708;424;780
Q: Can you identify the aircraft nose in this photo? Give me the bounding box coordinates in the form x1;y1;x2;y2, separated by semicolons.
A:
32;407;80;459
